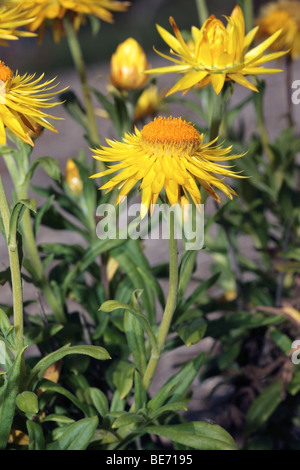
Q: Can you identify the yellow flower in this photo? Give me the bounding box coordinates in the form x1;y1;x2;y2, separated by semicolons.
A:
0;60;64;146
256;1;300;60
110;38;148;90
16;0;131;43
65;159;83;195
91;116;244;218
0;3;35;45
147;5;287;95
134;84;164;121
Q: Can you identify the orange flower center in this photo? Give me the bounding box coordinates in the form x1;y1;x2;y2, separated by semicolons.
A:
140;116;200;154
0;61;13;83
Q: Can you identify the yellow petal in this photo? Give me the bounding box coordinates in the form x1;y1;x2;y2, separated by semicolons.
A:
227;73;258;92
210;73;226;94
166;70;208;96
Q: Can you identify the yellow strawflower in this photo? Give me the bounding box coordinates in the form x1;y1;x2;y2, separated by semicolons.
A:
110;38;148;90
0;3;35;45
91;116;244;218
0;60;64;146
147;5;287;95
15;0;131;43
256;1;300;60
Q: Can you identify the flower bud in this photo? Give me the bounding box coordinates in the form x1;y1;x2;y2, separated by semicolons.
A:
110;38;148;90
134;84;162;121
65;159;83;195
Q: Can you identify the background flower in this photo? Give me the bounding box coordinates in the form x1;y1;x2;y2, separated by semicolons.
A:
16;0;131;43
256;0;300;60
0;4;35;45
0;60;64;145
147;5;287;95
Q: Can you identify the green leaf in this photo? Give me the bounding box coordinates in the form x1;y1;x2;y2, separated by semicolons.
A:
270;330;292;355
26;421;45;450
124;310;147;376
27;344;111;388
288;370;300;396
16;391;39;415
137;266;165;310
41;414;75;424
176;317;207;347
147;353;205;411
37;379;89;416
112;412;144;429
8;199;37;245
0;347;27;449
145;422;237;450
24;324;64;346
113;361;135;400
25;157;61;186
149;402;188;420
62;238;126;293
0;268;11;287
175;272;220;318
178;250;197;299
88;14;101;36
33;195;55;236
89;387;109;418
134;371;146;412
0;308;11;336
46;416;98;450
111;241;156;324
244;381;283;436
101;300;158;356
60;91;88;131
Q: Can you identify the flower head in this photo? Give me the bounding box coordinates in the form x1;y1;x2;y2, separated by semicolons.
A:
256;1;300;60
16;0;131;43
91;116;244;218
110;38;148;90
148;5;287;95
0;60;64;146
0;3;35;45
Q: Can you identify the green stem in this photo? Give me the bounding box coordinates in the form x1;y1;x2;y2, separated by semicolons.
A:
0;175;23;350
209;85;246;310
239;0;253;33
195;0;209;25
64;16;101;148
2;153;66;324
142;212;178;391
253;81;275;165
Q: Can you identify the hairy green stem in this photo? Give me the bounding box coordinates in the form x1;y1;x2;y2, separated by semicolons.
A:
0;175;23;350
142;212;178;391
209;86;246;310
195;0;209;25
64;16;101;148
253;81;275;165
239;0;253;33
2;153;66;324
